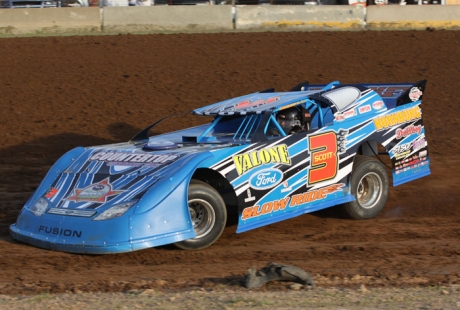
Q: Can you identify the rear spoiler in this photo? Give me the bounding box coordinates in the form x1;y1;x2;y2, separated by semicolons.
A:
395;80;427;107
291;80;427;109
362;80;426;109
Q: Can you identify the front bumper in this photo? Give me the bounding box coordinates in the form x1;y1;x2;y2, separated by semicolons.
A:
10;222;195;254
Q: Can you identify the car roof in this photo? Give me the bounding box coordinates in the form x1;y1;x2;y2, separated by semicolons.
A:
193;81;419;117
193;91;321;116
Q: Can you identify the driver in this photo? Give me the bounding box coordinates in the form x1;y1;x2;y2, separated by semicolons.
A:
276;106;311;134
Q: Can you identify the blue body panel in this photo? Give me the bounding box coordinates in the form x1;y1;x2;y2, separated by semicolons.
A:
10;80;431;254
11;149;213;254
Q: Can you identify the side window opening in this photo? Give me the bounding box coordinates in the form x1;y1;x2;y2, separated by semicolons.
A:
264;114;285;138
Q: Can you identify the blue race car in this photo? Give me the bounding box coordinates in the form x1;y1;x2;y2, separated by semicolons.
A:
10;80;431;254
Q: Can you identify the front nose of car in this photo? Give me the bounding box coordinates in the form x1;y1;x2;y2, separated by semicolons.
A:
11;206;135;254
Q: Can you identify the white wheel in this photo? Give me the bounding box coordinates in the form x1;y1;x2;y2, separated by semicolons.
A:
188;198;216;239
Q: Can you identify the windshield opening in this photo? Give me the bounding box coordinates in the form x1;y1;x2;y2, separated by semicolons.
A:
193;114;263;143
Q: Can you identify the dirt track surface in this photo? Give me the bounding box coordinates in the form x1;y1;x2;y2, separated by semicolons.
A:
0;31;460;297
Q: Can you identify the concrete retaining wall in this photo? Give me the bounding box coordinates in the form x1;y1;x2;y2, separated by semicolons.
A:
0;7;100;35
235;5;366;31
1;5;460;36
102;6;233;33
366;5;460;30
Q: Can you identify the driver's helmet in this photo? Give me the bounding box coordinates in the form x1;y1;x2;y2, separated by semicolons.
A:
276;107;302;134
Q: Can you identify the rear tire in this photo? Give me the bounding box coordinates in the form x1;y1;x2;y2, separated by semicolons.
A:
174;180;227;250
342;156;389;220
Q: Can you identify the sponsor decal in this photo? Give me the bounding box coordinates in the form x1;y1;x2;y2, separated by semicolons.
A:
281;181;292;193
45;187;58;199
38;225;82;238
249;168;283;190
413;138;426;151
358;105;371;114
409;87;423;102
392;142;412;160
307;130;347;185
65;178;125;203
335;114;345;122
334;109;356;122
395;124;422;139
233;145;291;176
344;109;357;118
241;183;345;220
394;151;410;161
394;155;429;174
235;96;280;110
392;138;427;160
90;151;178;167
373;106;421;131
244;189;256;203
392;142;411;154
372;100;385;110
241;197;290;220
290;183;345;207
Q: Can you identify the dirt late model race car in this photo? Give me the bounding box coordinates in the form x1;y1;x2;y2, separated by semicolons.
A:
10;80;431;254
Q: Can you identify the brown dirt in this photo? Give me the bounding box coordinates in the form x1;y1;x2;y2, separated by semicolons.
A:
0;31;459;296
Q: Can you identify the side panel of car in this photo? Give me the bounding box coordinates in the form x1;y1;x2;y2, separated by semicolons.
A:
373;101;430;186
208;129;356;233
208;84;430;234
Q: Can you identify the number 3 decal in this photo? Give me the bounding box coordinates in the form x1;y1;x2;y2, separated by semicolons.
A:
308;131;339;185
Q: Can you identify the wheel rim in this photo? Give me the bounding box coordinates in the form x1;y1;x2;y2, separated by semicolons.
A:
356;172;383;209
188;198;215;239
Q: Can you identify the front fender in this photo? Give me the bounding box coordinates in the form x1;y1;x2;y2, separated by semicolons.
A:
129;152;214;250
26;147;86;207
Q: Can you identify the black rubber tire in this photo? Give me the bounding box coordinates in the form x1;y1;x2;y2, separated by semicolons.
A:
174;180;227;250
341;156;389;220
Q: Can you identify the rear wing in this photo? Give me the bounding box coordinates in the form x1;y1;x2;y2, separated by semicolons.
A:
293;80;427;109
363;80;427;109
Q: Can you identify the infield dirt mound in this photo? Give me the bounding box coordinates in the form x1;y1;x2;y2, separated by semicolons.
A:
0;31;459;296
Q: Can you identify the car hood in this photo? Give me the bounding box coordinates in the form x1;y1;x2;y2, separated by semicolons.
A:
42;141;214;212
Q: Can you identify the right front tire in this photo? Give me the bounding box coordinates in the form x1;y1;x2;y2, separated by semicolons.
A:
174;180;227;250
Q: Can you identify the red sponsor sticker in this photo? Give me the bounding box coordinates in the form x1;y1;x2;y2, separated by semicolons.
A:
335;114;345;122
395;124;422;139
372;101;384;110
45;187;58;199
235;96;280;109
358;105;371;114
343;109;356;118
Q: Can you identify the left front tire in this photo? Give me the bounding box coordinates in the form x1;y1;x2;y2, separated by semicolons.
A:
174;180;227;250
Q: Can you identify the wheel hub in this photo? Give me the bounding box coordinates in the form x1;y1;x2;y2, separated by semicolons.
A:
188;199;215;239
357;172;383;209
